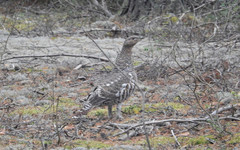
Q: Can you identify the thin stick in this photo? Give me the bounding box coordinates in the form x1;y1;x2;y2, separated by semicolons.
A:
113;118;208;136
171;129;181;148
2;53;109;62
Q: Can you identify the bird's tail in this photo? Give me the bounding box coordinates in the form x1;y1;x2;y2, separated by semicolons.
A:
72;98;93;117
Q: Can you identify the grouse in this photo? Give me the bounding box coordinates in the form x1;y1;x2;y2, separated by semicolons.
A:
78;36;143;119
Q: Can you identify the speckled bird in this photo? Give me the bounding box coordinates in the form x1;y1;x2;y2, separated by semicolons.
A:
78;36;143;119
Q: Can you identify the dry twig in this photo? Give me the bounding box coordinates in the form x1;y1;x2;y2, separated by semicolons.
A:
2;53;109;62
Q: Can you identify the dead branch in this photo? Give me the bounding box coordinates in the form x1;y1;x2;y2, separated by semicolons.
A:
2;53;109;62
112;113;240;137
73;62;106;70
112;118;207;136
110;104;240;137
171;129;181;148
90;0;113;17
206;103;240;119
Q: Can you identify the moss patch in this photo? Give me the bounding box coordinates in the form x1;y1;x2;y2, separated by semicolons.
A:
179;135;215;146
122;104;141;115
68;139;111;149
137;136;175;148
86;102;189;117
133;61;142;66
10;105;51;116
101;65;113;71
137;135;216;148
10;97;76;116
87;108;108;117
0;16;36;32
228;133;240;144
58;97;76;108
122;102;189;115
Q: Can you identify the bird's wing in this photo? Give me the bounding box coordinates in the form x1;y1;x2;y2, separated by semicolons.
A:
82;71;137;110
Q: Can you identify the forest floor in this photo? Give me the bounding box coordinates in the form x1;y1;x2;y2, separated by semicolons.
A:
0;10;240;150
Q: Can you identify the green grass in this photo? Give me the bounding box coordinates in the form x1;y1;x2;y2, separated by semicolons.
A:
0;16;35;32
123;102;189;115
10;97;76;116
88;102;189;117
138;135;216;149
149;136;175;146
10;105;51;116
133;61;142;66
87;108;108;117
179;135;215;146
66;139;111;149
228;133;240;144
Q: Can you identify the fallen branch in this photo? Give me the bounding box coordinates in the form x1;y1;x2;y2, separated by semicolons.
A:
111;104;240;137
73;62;106;70
112;114;240;137
2;53;109;62
219;115;240;121
171;129;181;148
206;103;240;119
112;118;207;136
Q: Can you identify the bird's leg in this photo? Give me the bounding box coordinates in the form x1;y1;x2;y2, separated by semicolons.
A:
108;105;113;119
116;103;123;120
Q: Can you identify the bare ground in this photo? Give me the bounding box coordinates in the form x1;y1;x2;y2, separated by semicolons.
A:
0;30;239;150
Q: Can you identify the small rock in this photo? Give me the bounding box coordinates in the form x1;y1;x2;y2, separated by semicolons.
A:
216;92;234;104
19;79;32;85
77;76;87;81
56;66;71;76
107;145;144;150
16;96;31;106
0;89;16;97
72;147;95;150
35;100;51;106
4;145;26;150
0;29;10;36
118;130;136;141
50;148;65;150
3;63;21;71
68;92;78;98
7;73;27;81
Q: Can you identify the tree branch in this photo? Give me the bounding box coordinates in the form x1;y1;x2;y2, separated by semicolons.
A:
2;53;109;62
90;0;113;17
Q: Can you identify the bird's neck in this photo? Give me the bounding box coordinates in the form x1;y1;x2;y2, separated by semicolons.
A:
115;45;133;70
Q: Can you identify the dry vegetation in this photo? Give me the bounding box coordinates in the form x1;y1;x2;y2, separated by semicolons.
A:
0;0;239;149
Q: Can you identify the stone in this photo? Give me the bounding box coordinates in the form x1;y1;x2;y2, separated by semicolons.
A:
35;100;51;106
216;92;234;104
107;145;144;150
16;96;31;106
68;92;78;98
2;63;21;71
7;73;27;81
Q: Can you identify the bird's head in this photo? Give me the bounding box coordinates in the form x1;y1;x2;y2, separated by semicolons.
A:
123;36;144;48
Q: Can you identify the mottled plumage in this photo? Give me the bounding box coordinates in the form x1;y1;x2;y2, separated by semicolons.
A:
79;36;143;119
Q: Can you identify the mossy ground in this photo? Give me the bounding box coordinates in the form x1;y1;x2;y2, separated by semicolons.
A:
0;6;239;149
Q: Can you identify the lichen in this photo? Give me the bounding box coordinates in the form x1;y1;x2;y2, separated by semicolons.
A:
68;139;111;149
228;133;240;144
